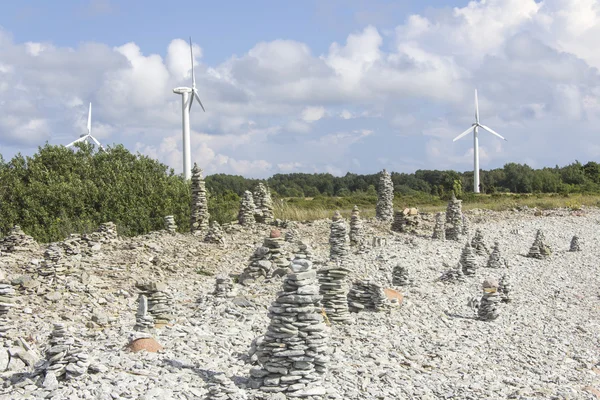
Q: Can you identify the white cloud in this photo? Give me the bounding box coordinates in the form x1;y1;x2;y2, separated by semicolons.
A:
301;106;326;122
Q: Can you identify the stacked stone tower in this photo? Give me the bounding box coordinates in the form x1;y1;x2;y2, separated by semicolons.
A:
238;191;256;227
445;193;463;241
329;211;349;261
190;163;210;234
375;169;394;222
253;183;274;224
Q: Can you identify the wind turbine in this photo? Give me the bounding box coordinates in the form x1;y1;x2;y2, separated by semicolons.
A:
66;102;105;151
173;37;205;180
453;89;506;193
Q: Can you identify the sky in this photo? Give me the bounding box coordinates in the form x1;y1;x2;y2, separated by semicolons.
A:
1;0;600;178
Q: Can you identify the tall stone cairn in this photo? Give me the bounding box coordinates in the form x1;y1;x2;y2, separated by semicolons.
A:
347;280;389;312
42;323;90;380
432;212;446;240
0;278;16;338
527;229;551;259
462;215;470;238
190;163;210;234
478;278;501;321
135;282;174;326
445;193;463;240
164;215;177;234
471;229;489;256
569;235;581;252
238;191;256;227
249;257;329;395
375;169;394;222
204;221;225;245
329;211;349;261
133;295;154;333
486;241;504;268
392;264;410;286
460;241;477;276
253;183;274;224
498;274;512;303
317;261;351;324
204;373;245;400
349;205;364;246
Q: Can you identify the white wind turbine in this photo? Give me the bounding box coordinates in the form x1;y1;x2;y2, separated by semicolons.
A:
173;37;205;180
453;89;506;193
66;102;105;151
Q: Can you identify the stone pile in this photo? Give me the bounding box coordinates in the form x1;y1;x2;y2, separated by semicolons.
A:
38;244;68;277
96;222;118;241
190;163;210;234
43;323;90;380
317;262;351;324
471;229;489;256
486;241;504;268
478;279;501;321
204;373;245;400
439;262;466;283
136;282;174;326
392;264;410;286
164;215;177;234
0;280;16;337
372;236;387;247
205;221;226;245
347;280;389;312
462;215;470;238
498;274;512;303
460;242;477;276
432;212;445;240
349;205;364;246
527;229;551;259
329;211;349;261
60;234;83;255
133;295;154;333
248;257;329;395
0;225;37;252
284;228;298;243
238;191;256;227
253;183;274;224
292;240;313;261
569;235;581;252
214;275;236;298
375;169;394;222
240;231;290;284
445;193;463;241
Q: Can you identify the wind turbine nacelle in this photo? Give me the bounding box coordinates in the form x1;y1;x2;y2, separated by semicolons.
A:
173;87;192;94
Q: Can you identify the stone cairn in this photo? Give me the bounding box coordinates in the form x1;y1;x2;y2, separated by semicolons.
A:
486;241;504;268
240;230;290;284
135;282;174;326
0;225;37;252
375;169;394;222
498;274;512;303
569;235;581;252
527;229;551;259
317;261;351;324
238;191;256;227
42;323;90;380
284;228;298;243
462;215;470;238
445;193;463;241
96;222;118;241
205;221;226;245
392;264;410;286
253;183;275;224
164;215;177;234
347;280;389;312
471;229;489;256
432;212;445;240
0;278;16;337
329;211;349;261
439;262;466;283
133;295;154;333
38;244;68;278
478;279;501;321
460;241;477;276
349;205;364;247
214;275;236;298
248;257;329;395
204;372;245;400
372;236;387;247
190;163;210;234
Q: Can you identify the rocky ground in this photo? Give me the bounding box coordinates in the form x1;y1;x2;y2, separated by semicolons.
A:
1;207;600;399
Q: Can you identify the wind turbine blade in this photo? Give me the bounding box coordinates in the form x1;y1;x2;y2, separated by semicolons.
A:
475;89;479;124
87;102;92;134
66;136;88;147
190;36;196;89
480;124;507;141
89;135;105;150
453;126;474;142
193;90;205;112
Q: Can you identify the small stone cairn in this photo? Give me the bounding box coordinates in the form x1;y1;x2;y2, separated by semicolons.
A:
439;262;466;283
136;281;174;326
205;221;226;245
38;244;68;278
317;261;351;324
432;212;445;240
249;257;329;395
569;235;581;252
96;222;118;241
204;373;246;400
133;294;154;333
478;278;501;321
190;163;210;234
347;280;389;312
471;229;489;256
284;228;298;243
527;229;551;259
498;274;512;303
445;193;463;241
375;169;394;222
238;191;256;227
329;211;349;261
0;279;16;337
42;323;90;380
460;241;477;276
372;236;387;247
240;230;289;284
164;215;177;234
253;183;274;224
392;264;411;286
486;241;504;268
349;205;364;247
0;225;37;252
214;275;236;298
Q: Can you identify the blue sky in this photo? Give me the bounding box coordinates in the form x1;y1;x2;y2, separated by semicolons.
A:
1;0;600;177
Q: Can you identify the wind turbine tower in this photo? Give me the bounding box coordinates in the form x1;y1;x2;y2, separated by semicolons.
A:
173;37;205;180
453;90;506;193
65;102;105;151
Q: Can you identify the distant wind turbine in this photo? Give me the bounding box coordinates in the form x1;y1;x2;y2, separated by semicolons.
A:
173;37;205;180
66;102;105;151
453;89;506;193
